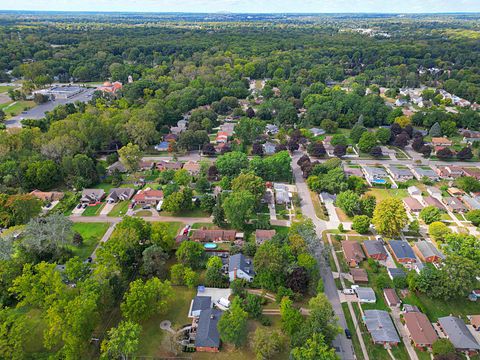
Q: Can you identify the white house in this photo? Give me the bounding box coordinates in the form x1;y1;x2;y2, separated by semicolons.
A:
228;254;255;282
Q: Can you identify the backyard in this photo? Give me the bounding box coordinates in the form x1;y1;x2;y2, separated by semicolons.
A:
70;222;110;259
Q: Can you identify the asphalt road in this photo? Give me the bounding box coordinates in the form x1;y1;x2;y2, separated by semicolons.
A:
291;151;355;360
5;88;96;128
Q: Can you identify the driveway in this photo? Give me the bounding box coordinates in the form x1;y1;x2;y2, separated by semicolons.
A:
100;202;115;215
391;307;419;360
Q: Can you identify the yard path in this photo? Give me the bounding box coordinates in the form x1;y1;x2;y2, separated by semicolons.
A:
90;223;116;260
69;215;212;224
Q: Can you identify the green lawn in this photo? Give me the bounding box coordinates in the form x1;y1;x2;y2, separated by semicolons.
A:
108;201;130;217
0;85;14;93
134;210;152;217
342;303;365;360
82;203;105;216
191;222;217;229
70;222;110;259
159;208;210;218
0;100;36;117
359;262;392;312
366;188;408;202
310;190;329;220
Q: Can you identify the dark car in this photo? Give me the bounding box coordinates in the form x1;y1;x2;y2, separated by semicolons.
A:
344;329;352;339
142;205;151;210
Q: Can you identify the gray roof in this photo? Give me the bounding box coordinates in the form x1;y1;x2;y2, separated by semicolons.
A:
363;240;387;257
438;316;480;350
462;195;480;210
389;166;413;177
356;287;376;302
364;166;388;178
107;188;135;202
388;268;406;278
195;308;223;348
414;241;445;260
389;240;416;260
229;254;255;276
192;296;211;313
107;161;127;173
413;166;437;178
364;310;400;344
81;189;105;202
263;142;276;154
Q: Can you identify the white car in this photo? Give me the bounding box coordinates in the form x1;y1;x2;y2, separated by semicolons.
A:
343;289;355;295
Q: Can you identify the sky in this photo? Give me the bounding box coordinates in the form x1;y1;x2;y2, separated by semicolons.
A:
1;0;480;13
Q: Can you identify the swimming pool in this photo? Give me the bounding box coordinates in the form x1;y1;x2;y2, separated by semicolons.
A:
204;243;218;249
373;179;387;185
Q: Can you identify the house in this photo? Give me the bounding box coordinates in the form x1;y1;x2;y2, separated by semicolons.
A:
403;304;420;313
164;133;178;142
216;131;229;144
388;166;414;181
156;160;182;171
255;229;276;245
426;186;442;198
413;241;445;263
462;167;480;180
191;230;237;243
194;308;223;352
132;189;164;206
462;195;480;211
422;196;445;210
344;167;364;178
170;126;185;135
342;241;366;267
431;137;453;147
411;166;439;181
363;240;387;261
265;124;279;135
388;240;416;264
350;268;368;283
387;267;406;280
220;123;235;136
97;81;122;94
436;166;464;179
447;187;464;197
404;312;438;349
384;288;401;307
106;188;135;203
30;190;64;202
273;183;291;205
80;189;105;204
263;142;277;155
183;161;201;176
189;296;212;318
395;98;408;107
407;186;421;196
442;196;467;213
154;142;169;152
437;316;480;352
106;161;127;174
468;315;480;331
363;166;388;184
228;254;255;282
355;287;376;303
139;160;154;171
364;310;400;345
403;197;424;213
310;128;325;137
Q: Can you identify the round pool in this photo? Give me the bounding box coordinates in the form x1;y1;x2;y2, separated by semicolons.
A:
204;243;218;249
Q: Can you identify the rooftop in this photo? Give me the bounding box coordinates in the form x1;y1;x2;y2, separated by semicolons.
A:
364;310;400;344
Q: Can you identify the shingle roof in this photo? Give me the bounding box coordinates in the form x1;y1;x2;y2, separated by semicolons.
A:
403;197;424;211
387;268;406;279
414;241;445;260
356;287;376;302
192;296;212;313
404;312;438;346
363;240;387;257
423;196;445;210
389;240;416;260
229;254;255;275
438;316;480;350
384;288;401;306
364;310;400;343
195;309;223;348
350;268;368;282
342;241;366;263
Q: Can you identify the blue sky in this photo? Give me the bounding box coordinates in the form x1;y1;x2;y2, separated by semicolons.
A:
1;0;480;13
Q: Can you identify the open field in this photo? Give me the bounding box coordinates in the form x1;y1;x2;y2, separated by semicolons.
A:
70;222;110;259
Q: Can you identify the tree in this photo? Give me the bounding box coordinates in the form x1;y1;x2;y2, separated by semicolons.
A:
121;277;173;322
393;133;409;148
455;176;480;193
394;115;411;128
286;266;309;294
438;256;478;299
333;145;346;158
291;334;339;360
358;131;377;153
0;109;5;121
101;321;141;360
235;118;265;145
330;134;348;147
223;190;256;229
170;264;186;285
376;127;391;145
412;136;425;152
443;233;480;263
246;107;255;118
370;146;383;158
466;209;480;226
350;124;367;144
420;145;432;158
173;169;192;186
141;245;168;277
320;119;337;134
254;241;287;291
252;328;286;360
175;241;205;269
280;297;303;337
429;122;442;137
352;215;371;234
216;151;249;177
218;297;248;348
409;219;420;235
436;147;453;160
231;172;266;202
307;142;326;157
428;222;451;243
372;198;408;237
150;222;175;251
202;142;216;156
205;256;227;287
307;293;341;344
359;195;376;217
419;206;442;225
457;147;473;161
184;267;199;289
118;143;142;173
336;190;360;216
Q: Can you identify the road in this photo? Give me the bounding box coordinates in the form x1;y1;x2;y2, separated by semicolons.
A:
292;151;355;360
5;87;96;128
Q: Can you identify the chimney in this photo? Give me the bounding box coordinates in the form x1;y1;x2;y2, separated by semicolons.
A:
233;267;237;280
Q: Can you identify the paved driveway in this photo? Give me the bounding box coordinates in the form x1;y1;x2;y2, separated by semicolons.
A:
100;202;115;215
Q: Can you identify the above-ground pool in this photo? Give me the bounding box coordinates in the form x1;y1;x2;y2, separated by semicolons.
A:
204;243;218;249
373;179;387;185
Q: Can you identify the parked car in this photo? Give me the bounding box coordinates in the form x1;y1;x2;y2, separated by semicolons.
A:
344;329;352;339
343;289;355;295
142;205;151;210
76;204;82;209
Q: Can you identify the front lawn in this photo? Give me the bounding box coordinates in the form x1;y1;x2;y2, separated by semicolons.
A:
108;201;130;217
71;222;110;259
159;208;210;218
366;188;408;202
82;203;105;216
310;190;328;220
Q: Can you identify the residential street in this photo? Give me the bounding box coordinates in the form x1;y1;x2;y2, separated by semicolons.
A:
292;151;355;360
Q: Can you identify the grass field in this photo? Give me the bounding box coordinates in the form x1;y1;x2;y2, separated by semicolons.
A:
0;85;14;93
82;203;105;216
159;208;210;218
134;210;152;217
108;201;130;217
310;190;329;220
0;100;36;117
366;188;408;201
70;222;109;259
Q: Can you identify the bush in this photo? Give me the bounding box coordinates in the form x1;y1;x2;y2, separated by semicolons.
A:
432;339;456;356
419;206;442;224
352;215;371;234
466;210;480;226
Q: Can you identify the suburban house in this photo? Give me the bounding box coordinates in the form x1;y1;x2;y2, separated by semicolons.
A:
462;167;480;180
80;189;105;205
363;310;400;346
189;296;212;318
273;183;291;204
106;188;135;203
388;166;414;181
30;190;64;202
98;81;122;94
403;197;424;213
355;287;376;303
411;166;439;181
384;288;401;308
220;123;235;136
255;229;276;245
342;240;366;267
388;240;416;264
154;141;169;152
216;131;229;144
265;124;279;135
413;241;445;263
344;166;364;178
447;187;464;197
436;166;464;179
183;161;201;176
422;196;445;210
139;160;154;171
462;195;480;211
106;161;127;174
310;127;325;137
407;186;421;196
228;254;255;282
191;230;237;243
363;166;388;184
426;186;442;198
350;268;368;283
193;308;223;352
363;240;387;261
431;137;453;147
442;196;467;213
132;189;164;206
263;142;277;155
387;268;406;280
156;160;182;171
437;316;480;353
164;133;178;142
404;312;438;349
